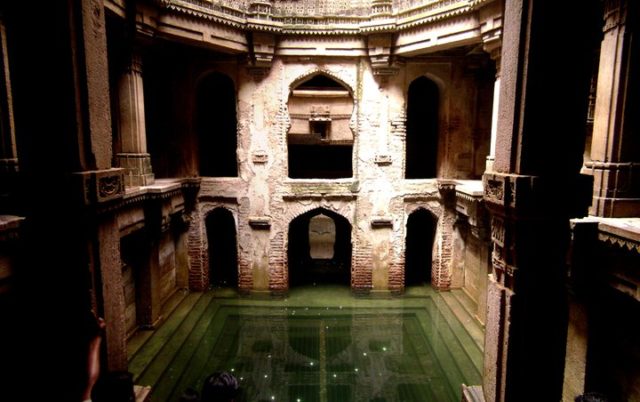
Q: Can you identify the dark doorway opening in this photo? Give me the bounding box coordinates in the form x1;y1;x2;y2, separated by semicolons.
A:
288;208;352;286
406;77;439;179
405;209;437;286
288;144;352;179
205;208;238;288
196;73;237;177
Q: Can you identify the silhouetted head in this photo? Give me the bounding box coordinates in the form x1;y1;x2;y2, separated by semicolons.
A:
201;372;239;402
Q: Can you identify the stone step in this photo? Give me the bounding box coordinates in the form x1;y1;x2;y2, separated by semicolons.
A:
128;291;204;381
149;293;224;400
439;290;484;351
127;288;190;359
433;292;484;379
136;292;213;389
452;289;479;322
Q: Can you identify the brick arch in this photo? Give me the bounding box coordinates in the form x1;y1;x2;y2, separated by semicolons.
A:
403;200;453;290
405;202;442;221
187;202;240;291
288;68;355;96
285;204;354;288
284;202;356;228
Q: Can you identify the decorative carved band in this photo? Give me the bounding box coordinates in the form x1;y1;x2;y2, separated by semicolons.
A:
598;232;640;253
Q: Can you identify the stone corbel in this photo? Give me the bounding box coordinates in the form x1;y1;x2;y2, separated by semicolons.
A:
367;33;399;78
247;31;276;79
74;168;125;207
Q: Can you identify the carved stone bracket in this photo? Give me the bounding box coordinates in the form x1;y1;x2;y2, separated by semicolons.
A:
247;31;275;79
74;168;125;206
366;33;399;78
370;216;393;228
249;216;271;230
374;154;392;165
252;150;269;164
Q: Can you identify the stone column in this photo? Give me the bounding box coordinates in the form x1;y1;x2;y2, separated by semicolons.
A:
486;62;500;172
116;50;154;187
585;0;639;217
481;0;598;400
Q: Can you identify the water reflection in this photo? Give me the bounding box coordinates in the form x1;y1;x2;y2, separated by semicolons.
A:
198;302;478;402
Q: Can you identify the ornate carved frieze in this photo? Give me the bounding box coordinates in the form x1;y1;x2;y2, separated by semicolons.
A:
161;0;496;37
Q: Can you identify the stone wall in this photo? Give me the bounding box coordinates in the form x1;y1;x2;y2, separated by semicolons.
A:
158;48;494;294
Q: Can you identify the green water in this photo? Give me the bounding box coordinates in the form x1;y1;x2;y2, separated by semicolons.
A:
129;286;483;402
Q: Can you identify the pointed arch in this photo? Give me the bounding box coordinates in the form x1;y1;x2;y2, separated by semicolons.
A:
287;207;352;287
406;76;440;179
205;207;238;287
405;207;438;286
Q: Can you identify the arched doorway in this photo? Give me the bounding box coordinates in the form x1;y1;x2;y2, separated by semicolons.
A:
405;209;437;286
205;208;238;288
196;73;238;177
405;76;440;179
288;208;351;286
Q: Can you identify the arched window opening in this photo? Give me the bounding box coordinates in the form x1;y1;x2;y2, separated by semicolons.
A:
196;73;237;177
406;77;439;179
288;208;351;286
405;209;437;286
287;74;354;178
205;208;238;288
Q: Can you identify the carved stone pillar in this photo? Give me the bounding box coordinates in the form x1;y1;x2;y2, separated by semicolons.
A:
585;0;640;217
481;0;597;400
116;50;154;187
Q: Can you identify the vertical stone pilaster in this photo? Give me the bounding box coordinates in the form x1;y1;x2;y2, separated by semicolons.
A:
432;181;456;290
97;212;127;371
187;206;207;291
0;16;17;177
116;50;154;187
